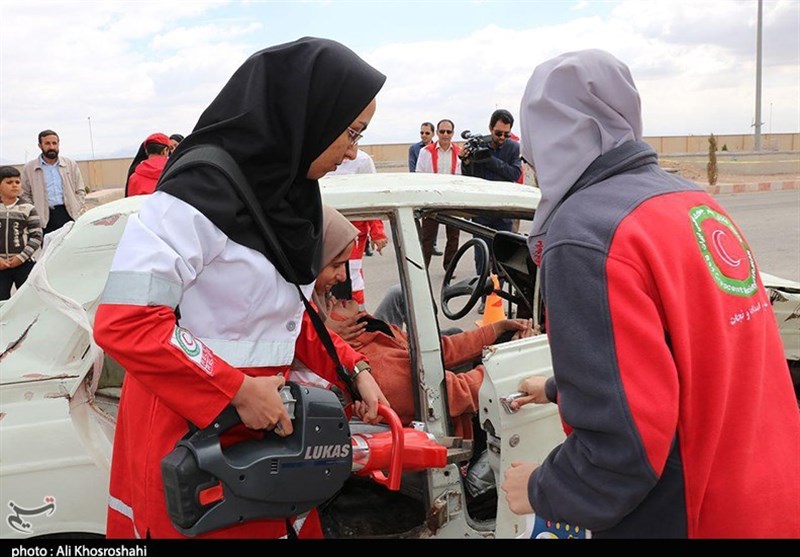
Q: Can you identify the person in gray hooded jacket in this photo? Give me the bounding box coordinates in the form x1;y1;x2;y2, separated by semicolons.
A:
501;49;799;539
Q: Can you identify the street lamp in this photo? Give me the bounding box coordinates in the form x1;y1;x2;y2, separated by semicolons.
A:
769;102;773;135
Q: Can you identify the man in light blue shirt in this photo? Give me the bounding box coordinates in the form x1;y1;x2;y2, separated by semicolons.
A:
41;153;65;209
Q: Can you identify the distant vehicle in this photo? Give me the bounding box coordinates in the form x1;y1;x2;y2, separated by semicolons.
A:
1;173;797;539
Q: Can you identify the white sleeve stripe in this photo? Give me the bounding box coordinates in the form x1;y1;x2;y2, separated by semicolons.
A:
200;336;297;368
100;270;183;308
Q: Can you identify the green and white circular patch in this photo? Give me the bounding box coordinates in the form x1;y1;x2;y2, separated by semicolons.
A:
689;205;757;298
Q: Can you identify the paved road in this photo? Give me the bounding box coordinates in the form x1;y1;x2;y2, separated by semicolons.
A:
715;190;800;282
359;189;800;334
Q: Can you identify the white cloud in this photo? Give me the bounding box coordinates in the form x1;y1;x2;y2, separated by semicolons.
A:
363;0;798;146
0;0;797;164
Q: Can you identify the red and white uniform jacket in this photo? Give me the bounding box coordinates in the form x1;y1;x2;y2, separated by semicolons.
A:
93;191;363;539
348;219;387;306
325;149;386;307
414;142;461;175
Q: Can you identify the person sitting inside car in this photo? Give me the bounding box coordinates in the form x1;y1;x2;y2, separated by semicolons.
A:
313;204;535;439
328;298;532;438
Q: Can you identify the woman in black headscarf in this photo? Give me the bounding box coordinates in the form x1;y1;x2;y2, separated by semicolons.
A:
168;133;184;153
124;143;147;197
93;37;388;539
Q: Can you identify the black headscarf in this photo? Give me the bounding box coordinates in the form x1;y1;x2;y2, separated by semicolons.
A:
158;37;386;285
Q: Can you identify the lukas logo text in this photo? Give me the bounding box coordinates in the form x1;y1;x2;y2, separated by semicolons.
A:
304;444;351;460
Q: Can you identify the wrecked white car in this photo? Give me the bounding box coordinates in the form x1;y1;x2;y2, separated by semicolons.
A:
1;173;797;539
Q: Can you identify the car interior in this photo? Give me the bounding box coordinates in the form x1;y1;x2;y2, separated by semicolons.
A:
319;208;540;537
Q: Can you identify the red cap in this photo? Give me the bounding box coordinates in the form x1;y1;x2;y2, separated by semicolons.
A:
144;133;170;147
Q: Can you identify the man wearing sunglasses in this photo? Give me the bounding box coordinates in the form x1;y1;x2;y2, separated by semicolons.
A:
408;122;435;172
460;108;522;188
460;109;523;312
415;119;463;270
408;122;444;255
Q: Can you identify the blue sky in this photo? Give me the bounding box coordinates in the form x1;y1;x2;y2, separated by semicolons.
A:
1;0;798;164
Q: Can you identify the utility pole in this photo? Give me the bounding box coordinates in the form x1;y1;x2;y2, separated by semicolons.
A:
754;0;763;151
87;116;96;191
87;116;95;158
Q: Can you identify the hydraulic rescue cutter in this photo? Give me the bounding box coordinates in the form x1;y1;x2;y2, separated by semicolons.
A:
161;382;467;536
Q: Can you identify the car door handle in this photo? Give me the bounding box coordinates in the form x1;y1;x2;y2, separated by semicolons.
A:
500;392;526;414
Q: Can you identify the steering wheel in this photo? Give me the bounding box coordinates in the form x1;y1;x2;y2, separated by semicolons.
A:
440;237;492;320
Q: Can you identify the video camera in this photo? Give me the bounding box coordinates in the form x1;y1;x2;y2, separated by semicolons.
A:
459;130;493;163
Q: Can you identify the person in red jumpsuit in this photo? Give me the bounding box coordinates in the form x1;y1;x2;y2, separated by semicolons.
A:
325;148;388;309
93;37;388;539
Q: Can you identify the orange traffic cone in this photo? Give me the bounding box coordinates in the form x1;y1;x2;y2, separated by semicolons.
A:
475;274;507;327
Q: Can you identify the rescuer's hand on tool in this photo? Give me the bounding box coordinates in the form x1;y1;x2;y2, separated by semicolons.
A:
232;374;294;435
352;370;390;425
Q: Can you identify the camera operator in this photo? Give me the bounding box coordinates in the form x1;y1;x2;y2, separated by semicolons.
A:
460;109;522;312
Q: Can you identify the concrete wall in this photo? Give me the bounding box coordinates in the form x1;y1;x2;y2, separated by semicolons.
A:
9;132;798;190
78;158;131;191
645;133;799;154
367;132;799;170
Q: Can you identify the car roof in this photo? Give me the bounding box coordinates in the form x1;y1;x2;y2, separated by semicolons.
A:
320;172;540;219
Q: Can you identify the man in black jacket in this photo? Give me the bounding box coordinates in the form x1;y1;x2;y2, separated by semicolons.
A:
460;109;522;311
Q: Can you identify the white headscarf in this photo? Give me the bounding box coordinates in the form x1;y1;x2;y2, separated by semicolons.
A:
520;49;643;238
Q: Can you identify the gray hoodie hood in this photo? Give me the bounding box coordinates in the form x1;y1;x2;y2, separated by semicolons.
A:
520;49;643;240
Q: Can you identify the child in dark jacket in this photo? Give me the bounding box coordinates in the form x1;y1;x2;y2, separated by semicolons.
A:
0;166;43;300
